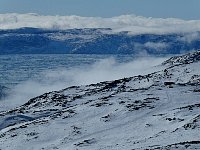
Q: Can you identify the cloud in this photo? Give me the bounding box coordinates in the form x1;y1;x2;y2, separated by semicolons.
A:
1;57;166;110
178;32;200;43
0;14;200;35
144;42;169;51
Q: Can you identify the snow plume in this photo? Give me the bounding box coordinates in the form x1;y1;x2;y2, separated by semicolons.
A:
0;13;200;34
2;57;166;110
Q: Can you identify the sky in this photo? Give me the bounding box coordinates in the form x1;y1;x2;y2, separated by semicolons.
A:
0;0;200;20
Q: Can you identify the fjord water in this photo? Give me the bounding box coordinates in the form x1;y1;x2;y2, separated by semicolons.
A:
0;54;136;87
0;54;166;111
0;54;135;109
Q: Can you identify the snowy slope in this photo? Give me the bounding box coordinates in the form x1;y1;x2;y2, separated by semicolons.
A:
0;51;200;150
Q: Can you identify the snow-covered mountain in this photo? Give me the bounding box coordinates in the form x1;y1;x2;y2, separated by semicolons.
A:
0;27;200;54
1;14;200;54
0;50;199;149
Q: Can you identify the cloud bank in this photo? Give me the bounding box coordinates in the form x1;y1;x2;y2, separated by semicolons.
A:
1;57;166;110
0;13;200;34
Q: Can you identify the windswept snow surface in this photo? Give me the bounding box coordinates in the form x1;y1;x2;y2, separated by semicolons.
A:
1;13;200;34
0;51;200;149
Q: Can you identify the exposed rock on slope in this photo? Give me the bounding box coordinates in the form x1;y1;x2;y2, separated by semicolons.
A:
0;51;200;150
162;50;200;66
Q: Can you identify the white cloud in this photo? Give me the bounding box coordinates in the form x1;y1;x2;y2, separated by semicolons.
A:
144;42;169;51
2;57;166;110
178;32;200;43
0;13;200;35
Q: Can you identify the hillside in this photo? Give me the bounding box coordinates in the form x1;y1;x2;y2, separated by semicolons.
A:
0;51;199;149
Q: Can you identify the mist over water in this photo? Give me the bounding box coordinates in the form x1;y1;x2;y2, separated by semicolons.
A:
0;55;167;111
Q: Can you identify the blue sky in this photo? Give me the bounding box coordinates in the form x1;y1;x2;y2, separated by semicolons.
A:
0;0;199;20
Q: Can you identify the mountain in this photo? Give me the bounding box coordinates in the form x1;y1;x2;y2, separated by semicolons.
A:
0;27;200;54
0;50;199;149
1;13;200;55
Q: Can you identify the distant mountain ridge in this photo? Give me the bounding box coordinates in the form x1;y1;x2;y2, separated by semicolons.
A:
0;27;200;54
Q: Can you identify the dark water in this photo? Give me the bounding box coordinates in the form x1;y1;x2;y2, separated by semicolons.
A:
0;54;169;111
0;54;136;98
